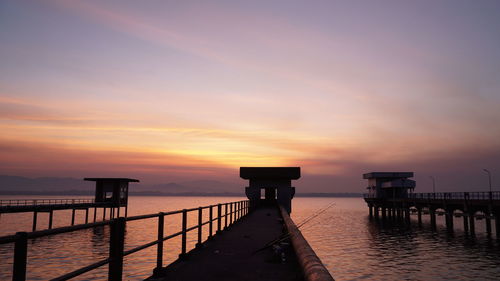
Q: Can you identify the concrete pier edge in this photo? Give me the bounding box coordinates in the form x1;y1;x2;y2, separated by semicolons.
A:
279;206;335;281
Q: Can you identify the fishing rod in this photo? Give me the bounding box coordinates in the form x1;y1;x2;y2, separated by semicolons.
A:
252;202;335;254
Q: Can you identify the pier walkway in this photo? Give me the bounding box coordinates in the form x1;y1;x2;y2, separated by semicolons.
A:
149;205;303;281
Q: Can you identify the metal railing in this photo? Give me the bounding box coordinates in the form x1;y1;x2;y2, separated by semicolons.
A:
0;199;249;281
0;199;95;207
363;191;500;200
409;191;500;200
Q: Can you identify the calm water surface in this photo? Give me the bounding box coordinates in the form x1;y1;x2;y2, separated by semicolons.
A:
1;196;500;280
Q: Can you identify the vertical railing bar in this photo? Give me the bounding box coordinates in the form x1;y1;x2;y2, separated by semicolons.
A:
196;207;202;247
229;202;233;226
180;209;187;258
12;232;28;281
209;205;213;238
224;203;228;229
154;212;164;275
217;204;222;233
108;217;125;281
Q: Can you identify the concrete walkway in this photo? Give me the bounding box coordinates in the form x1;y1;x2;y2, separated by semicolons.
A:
147;206;304;281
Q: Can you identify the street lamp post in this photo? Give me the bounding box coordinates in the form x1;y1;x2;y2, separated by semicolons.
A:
483;169;492;193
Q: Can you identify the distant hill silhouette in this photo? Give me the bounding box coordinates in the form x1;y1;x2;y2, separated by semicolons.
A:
0;175;361;197
0;175;238;195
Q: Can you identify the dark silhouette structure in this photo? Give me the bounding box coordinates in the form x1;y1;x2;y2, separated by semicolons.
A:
0;167;334;281
0;178;138;231
363;172;500;237
240;167;300;213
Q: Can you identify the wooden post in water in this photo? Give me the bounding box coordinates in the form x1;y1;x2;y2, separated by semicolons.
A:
48;210;53;229
469;213;475;235
85;208;89;224
93;207;97;223
13;232;28;281
495;212;500;239
32;211;38;232
71;209;76;226
108;217;125;281
405;208;411;224
117;206;120;218
417;208;422;226
485;215;492;235
103;208;106;221
445;210;453;231
430;209;436;230
463;213;469;233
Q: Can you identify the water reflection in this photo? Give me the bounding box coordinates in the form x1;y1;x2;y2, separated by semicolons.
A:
1;197;500;280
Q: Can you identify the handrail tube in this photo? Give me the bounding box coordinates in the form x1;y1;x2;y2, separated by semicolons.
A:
124;240;159;257
125;213;159;221
161;230;183;242
2;199;249;280
50;258;110;281
279;206;334;281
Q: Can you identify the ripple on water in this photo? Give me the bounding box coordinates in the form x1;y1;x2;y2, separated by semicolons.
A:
1;197;500;280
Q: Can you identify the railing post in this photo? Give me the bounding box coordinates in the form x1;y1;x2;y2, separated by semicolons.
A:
108;217;125;281
238;201;242;220
229;202;233;226
236;201;240;221
196;207;202;248
224;203;228;229
154;212;164;275
217;204;222;234
209;205;213;238
13;232;28;281
180;209;187;259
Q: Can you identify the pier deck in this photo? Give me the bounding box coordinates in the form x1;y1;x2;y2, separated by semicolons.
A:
148;205;304;281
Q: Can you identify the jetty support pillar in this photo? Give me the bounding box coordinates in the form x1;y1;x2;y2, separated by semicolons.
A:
469;213;475;235
495;211;500;238
486;217;492;235
445;210;454;232
430;209;436;230
463;214;469;233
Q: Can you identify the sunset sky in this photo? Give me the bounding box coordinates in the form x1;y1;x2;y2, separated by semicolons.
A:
1;0;499;192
